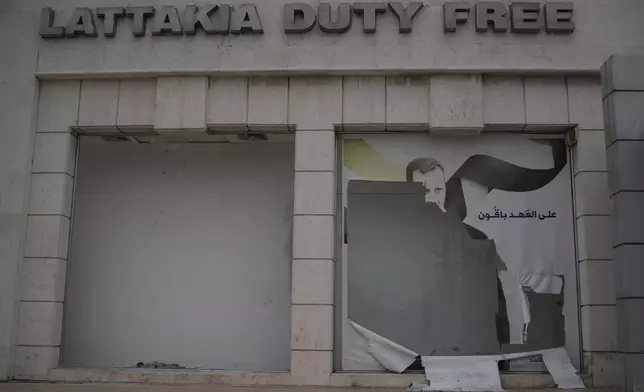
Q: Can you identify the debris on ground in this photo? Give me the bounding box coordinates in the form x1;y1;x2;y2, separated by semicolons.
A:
135;361;185;369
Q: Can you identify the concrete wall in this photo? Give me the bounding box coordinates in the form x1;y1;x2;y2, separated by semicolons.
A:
0;6;40;382
2;0;642;75
570;76;623;388
601;55;644;392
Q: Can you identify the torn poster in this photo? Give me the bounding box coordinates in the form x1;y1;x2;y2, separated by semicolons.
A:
346;320;418;373
421;347;583;391
461;174;572;345
343;319;386;371
504;348;585;389
342;135;575;361
499;270;532;344
521;273;563;295
422;356;503;391
342;135;576;355
541;348;586;389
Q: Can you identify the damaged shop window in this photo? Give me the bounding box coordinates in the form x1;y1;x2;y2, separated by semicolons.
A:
341;135;581;389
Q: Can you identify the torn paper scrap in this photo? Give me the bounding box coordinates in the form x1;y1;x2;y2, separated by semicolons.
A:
408;383;432;392
421;356;503;392
521;273;563;294
503;348;585;390
541;348;586;389
500;271;531;344
501;272;564;344
343;319;386;371
350;320;418;373
421;348;583;391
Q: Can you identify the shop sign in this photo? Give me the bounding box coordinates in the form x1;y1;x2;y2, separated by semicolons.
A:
39;1;574;38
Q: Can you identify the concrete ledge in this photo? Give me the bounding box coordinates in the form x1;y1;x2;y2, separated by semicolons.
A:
330;372;425;388
48;368;292;385
35;68;601;81
44;367;585;388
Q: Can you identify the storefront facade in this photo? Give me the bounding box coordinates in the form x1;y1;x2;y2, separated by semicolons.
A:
1;0;643;390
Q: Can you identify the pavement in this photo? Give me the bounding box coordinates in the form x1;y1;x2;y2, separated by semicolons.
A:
0;385;400;392
1;385;398;392
0;384;621;392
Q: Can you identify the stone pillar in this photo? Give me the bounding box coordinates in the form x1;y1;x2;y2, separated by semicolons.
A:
0;10;39;381
568;76;621;386
601;55;644;392
15;80;80;380
288;77;341;385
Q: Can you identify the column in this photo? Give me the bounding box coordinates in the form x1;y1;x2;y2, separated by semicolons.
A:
568;76;621;387
288;77;342;385
15;80;80;380
0;10;39;380
601;55;644;392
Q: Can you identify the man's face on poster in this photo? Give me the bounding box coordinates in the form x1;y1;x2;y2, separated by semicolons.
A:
413;168;446;208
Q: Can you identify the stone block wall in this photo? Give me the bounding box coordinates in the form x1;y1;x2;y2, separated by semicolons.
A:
6;74;621;386
601;55;644;392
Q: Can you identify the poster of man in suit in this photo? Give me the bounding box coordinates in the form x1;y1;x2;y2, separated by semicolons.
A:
341;134;575;371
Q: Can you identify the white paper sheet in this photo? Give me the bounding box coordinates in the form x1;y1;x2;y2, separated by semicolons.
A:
408;383;432;392
421;356;503;391
521;273;563;294
421;348;584;391
343;319;387;371
499;271;531;344
504;348;585;390
349;320;419;373
541;348;586;389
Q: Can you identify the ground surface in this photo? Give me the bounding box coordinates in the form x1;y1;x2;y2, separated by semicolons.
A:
0;384;620;392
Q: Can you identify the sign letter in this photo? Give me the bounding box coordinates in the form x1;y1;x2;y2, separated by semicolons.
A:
283;3;317;33
475;2;508;33
39;8;64;38
318;3;352;33
230;5;264;34
388;2;423;34
443;2;470;32
544;2;574;34
96;7;124;37
65;7;97;37
152;6;183;35
510;2;542;33
353;3;386;34
182;5;231;35
125;7;155;37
